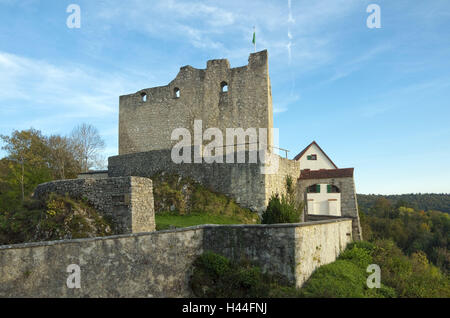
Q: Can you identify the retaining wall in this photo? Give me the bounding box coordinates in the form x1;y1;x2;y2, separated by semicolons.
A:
0;219;352;297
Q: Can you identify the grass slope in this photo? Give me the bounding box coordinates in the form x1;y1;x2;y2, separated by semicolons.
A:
152;172;259;230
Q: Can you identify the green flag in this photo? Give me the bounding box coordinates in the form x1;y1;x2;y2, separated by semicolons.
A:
252;30;255;45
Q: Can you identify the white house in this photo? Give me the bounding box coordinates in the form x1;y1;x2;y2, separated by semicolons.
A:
294;141;344;217
294;141;337;171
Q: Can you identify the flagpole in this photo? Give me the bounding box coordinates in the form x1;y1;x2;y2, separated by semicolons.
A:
253;26;256;53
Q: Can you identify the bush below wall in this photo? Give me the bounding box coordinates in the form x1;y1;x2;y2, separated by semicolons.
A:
190;240;450;298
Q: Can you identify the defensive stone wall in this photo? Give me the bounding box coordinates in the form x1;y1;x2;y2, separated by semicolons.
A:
77;170;109;179
0;219;353;297
33;177;155;234
108;149;300;213
265;156;301;205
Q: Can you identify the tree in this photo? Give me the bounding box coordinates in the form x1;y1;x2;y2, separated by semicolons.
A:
0;129;50;203
70;123;106;172
46;135;80;179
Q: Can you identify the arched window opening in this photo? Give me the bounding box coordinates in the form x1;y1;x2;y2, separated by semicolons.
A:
327;185;340;193
307;184;320;193
174;87;180;99
141;92;147;102
221;81;228;92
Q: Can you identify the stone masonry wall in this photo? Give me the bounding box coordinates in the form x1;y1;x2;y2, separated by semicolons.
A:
294;219;352;286
77;171;108;179
119;50;273;155
297;176;362;240
264;156;301;206
33;177;155;234
203;225;298;284
0;219;353;297
109;150;301;214
108;149;267;212
0;229;203;297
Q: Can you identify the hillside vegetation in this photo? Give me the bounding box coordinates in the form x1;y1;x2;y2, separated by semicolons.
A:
191;240;450;298
0;194;114;245
152;172;259;230
358;193;450;214
301;240;449;297
359;197;449;274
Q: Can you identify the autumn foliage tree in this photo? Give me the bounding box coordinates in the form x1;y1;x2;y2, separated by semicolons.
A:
0;129;51;204
0;124;105;212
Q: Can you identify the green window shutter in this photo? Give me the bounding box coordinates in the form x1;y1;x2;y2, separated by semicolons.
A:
327;185;331;193
316;184;320;193
307;155;311;160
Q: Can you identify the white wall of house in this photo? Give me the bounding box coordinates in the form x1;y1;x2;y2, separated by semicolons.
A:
306;184;341;216
299;144;336;171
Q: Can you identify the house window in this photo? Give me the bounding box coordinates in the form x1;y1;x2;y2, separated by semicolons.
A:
307;154;317;160
327;185;340;193
307;184;320;193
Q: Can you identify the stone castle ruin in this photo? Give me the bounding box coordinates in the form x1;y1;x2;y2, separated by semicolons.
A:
0;50;362;297
111;49;361;239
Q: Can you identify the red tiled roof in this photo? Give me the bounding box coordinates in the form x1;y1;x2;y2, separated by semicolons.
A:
299;168;354;180
293;141;338;169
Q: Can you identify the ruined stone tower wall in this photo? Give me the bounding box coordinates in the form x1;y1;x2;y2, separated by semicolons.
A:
119;50;273;155
33;177;155;234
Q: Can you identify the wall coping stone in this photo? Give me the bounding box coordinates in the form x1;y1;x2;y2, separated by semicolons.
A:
78;170;109;175
0;218;353;251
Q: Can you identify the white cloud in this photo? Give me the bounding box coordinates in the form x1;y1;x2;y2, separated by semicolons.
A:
358;77;450;118
322;44;393;84
0;51;146;117
92;0;362;71
273;94;301;114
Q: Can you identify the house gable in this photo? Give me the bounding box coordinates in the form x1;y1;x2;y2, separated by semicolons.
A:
294;141;337;171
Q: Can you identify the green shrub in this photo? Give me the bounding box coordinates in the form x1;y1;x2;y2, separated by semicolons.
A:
194;251;231;278
190;251;301;298
339;246;373;269
261;193;302;224
261;175;303;224
346;241;376;254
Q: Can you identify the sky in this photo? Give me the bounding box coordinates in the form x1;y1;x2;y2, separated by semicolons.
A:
0;0;449;194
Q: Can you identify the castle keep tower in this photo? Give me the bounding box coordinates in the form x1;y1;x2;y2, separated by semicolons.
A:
109;50;298;213
118;50;273;155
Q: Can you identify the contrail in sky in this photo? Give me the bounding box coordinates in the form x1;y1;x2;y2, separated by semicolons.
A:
287;0;295;64
287;0;296;98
